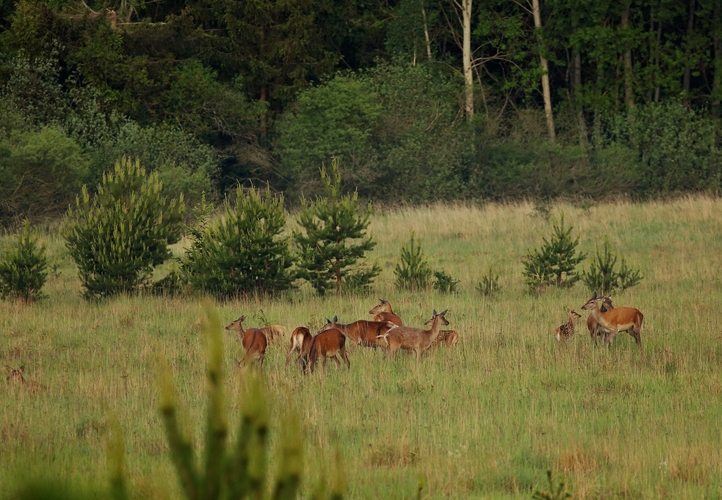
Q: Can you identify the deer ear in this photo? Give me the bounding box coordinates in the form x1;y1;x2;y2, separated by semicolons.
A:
4;365;12;373
325;318;331;324
440;309;448;315
333;315;338;322
433;309;437;316
380;298;387;303
19;365;24;373
591;292;598;300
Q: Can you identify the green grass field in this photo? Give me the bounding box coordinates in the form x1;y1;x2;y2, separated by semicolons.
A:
2;197;722;499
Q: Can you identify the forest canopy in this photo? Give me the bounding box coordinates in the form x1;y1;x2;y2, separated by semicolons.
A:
1;0;721;226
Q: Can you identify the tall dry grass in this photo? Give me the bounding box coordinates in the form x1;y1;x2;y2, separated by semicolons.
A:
2;197;722;498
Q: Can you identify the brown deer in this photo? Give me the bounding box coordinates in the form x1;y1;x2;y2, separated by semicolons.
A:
554;309;582;341
303;328;350;374
369;298;403;326
258;325;287;343
319;317;395;347
5;365;46;391
286;326;314;366
581;292;644;347
430;329;459;347
225;315;268;367
586;295;614;344
378;309;449;359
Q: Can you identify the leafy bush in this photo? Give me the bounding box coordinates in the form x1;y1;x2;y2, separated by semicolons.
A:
294;159;380;295
0;221;48;302
581;238;642;294
182;186;294;298
476;266;501;296
394;232;432;291
522;214;586;292
63;157;185;300
432;270;459;293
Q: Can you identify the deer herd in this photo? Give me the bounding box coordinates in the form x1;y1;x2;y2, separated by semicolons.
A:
3;294;645;388
225;298;457;374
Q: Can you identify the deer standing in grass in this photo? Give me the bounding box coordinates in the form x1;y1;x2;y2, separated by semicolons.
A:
225;315;268;367
258;324;287;343
554;309;582;341
431;329;459;347
5;365;46;391
378;309;449;359
319;317;395;347
303;328;350;374
587;295;614;344
369;298;403;326
581;292;643;347
286;326;314;367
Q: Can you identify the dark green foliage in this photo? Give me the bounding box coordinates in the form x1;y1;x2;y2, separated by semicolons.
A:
182;186;294;298
476;266;501;296
522;215;586;293
394;232;432;291
432;270;459;293
294;159;380;295
0;221;48;302
63;157;185;300
581;238;642;295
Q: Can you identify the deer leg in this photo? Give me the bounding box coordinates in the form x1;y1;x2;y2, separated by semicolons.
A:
331;355;341;370
341;349;350;370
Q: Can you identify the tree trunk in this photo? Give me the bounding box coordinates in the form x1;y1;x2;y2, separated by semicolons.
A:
462;0;474;121
572;48;588;146
532;0;555;143
421;1;432;61
621;2;634;111
683;0;696;102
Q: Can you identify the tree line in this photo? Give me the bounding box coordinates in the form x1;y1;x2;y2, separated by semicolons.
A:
1;0;722;226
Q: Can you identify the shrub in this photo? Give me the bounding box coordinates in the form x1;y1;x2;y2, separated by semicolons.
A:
432;270;459;293
294;159;380;295
0;221;48;302
581;238;642;295
182;186;294;298
476;266;501;296
63;157;185;300
394;232;432;291
522;214;586;292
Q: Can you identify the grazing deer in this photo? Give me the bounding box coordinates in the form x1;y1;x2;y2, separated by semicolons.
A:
581;292;644;347
286;326;314;366
5;365;46;391
587;295;614;344
554;309;582;341
369;298;403;326
319;317;395;347
378;309;449;359
225;316;268;367
258;325;287;343
303;328;350;374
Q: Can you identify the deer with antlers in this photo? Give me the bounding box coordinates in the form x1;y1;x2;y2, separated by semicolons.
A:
377;309;449;359
225;315;268;367
554;309;582;341
369;298;403;326
581;292;644;347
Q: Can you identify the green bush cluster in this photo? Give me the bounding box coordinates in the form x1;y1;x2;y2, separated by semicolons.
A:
394;233;459;293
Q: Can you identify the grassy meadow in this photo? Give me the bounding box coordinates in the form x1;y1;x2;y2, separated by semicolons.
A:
2;197;722;499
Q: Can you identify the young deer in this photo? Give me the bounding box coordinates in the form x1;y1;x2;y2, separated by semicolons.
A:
586;295;614;344
258;325;287;343
5;365;46;391
581;292;643;347
225;315;268;367
554;309;582;341
378;309;449;359
369;298;403;326
286;326;314;366
303;328;350;374
430;329;459;347
319;317;395;347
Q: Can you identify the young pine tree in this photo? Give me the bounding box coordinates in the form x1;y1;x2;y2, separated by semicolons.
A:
182;186;294;298
394;232;432;291
294;159;380;295
63;157;185;300
0;221;48;302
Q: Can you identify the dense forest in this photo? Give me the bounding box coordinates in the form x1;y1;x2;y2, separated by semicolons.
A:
1;0;722;226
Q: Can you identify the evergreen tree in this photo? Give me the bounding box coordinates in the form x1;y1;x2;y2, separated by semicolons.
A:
182;186;294;298
294;159;380;295
0;221;48;302
63;157;185;300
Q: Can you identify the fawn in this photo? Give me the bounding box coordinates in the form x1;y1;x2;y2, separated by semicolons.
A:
554;309;582;341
